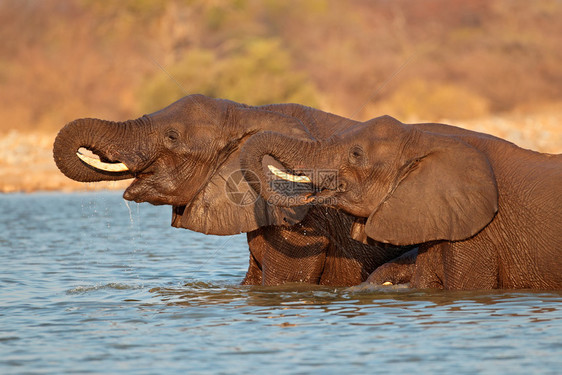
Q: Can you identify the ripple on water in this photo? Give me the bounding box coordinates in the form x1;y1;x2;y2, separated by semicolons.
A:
66;283;145;294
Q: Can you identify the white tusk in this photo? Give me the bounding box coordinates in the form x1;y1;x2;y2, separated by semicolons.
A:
267;165;311;183
76;151;129;173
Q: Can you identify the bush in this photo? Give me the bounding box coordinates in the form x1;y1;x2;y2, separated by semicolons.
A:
138;38;320;113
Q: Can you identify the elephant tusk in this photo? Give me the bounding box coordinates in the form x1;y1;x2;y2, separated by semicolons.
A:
267;165;311;183
76;151;129;173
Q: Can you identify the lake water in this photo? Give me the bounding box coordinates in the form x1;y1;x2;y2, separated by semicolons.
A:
1;192;561;374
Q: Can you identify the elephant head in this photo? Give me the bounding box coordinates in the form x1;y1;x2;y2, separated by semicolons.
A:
53;94;315;235
240;115;499;246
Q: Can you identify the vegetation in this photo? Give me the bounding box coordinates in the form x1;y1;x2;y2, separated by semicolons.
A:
1;0;562;132
138;39;320;113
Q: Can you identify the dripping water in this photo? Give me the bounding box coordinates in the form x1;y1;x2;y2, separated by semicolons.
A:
124;199;135;224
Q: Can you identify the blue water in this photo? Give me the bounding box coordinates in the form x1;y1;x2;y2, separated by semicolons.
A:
1;192;561;374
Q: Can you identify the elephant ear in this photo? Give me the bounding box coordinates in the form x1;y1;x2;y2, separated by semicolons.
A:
171;106;312;235
365;133;498;246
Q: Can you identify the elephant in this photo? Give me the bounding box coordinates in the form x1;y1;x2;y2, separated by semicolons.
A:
53;94;412;286
239;115;562;290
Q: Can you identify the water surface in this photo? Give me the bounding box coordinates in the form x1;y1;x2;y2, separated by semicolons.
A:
1;192;561;374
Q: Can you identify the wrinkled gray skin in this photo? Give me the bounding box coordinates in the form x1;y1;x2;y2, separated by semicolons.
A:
53;95;411;286
240;115;562;290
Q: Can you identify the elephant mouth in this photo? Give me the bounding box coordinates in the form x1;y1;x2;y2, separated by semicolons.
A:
75;148;155;201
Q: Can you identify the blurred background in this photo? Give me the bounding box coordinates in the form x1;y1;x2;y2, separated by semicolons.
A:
1;0;561;192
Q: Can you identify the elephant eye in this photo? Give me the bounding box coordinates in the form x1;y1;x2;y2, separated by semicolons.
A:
165;129;180;144
349;145;365;164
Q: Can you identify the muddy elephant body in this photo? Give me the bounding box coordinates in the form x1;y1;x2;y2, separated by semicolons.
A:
53;95;409;286
240;115;562;290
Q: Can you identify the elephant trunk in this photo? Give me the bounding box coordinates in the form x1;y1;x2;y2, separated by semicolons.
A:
241;131;331;207
53;116;151;182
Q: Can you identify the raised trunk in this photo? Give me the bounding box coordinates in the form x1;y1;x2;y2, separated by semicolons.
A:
240;132;335;207
53;116;150;182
